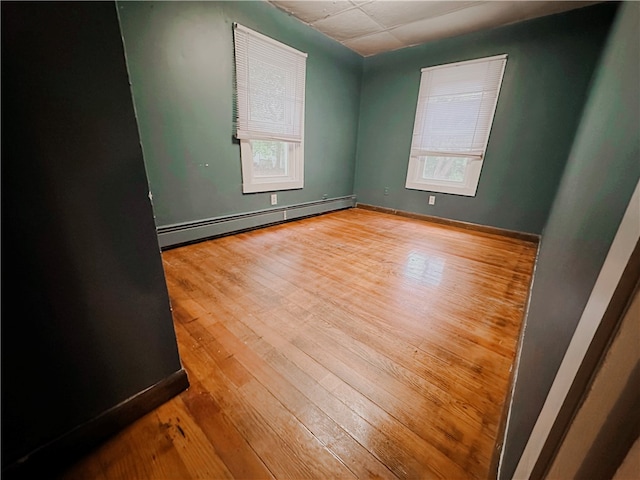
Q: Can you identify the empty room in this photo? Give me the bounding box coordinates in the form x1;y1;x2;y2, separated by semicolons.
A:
2;1;638;479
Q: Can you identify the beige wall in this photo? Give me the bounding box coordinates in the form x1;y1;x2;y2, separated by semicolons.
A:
546;286;639;479
614;437;640;479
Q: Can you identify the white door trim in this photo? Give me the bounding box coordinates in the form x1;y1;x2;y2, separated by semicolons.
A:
509;179;640;479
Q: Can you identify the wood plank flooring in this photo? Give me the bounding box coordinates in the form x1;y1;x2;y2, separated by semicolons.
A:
60;208;537;479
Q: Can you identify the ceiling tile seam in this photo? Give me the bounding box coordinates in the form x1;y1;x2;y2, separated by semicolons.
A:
359;0;486;31
311;0;494;55
267;1;357;27
385;28;405;49
383;0;490;35
265;1;367;57
355;4;395;39
349;0;374;8
342;27;405;52
383;2;493;50
308;4;362;27
327;4;408;51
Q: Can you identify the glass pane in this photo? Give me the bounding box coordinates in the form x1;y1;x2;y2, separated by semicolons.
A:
421;156;468;183
251;140;289;178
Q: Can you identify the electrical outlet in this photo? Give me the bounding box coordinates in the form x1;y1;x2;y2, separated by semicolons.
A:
270;193;277;205
384;187;389;196
322;193;328;200
428;195;436;205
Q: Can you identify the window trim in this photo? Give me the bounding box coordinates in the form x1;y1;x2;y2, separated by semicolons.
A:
233;23;307;194
405;54;507;197
239;140;303;193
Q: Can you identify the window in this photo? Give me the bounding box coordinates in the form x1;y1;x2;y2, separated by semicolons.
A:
233;23;307;193
405;54;507;197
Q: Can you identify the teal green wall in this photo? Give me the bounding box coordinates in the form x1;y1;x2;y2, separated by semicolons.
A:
501;3;639;477
354;3;617;234
117;1;362;227
118;2;616;235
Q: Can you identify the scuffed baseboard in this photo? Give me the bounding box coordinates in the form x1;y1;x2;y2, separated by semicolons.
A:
3;369;189;480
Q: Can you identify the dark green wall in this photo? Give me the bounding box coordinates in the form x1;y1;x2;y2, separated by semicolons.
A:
501;3;639;477
1;1;183;471
117;0;363;227
354;3;618;234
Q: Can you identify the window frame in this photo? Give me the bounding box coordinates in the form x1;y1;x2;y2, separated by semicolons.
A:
233;23;307;194
405;54;507;197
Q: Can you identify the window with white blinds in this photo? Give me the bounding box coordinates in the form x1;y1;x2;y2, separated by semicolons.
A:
405;54;507;197
233;23;307;193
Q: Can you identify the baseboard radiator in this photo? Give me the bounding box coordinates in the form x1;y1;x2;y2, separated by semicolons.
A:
157;195;356;249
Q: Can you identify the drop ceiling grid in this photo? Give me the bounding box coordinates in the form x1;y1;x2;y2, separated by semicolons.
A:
270;0;472;55
268;1;601;57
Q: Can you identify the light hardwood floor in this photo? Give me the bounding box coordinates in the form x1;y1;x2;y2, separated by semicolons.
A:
61;208;537;479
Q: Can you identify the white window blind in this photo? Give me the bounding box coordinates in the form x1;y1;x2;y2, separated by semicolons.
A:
234;23;307;143
233;23;307;194
406;54;507;197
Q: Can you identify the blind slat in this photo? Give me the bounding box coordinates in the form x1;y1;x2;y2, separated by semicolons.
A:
410;56;507;157
234;24;306;143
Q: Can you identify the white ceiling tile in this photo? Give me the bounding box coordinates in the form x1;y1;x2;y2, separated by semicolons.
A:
388;5;500;46
359;1;481;29
504;1;600;23
388;1;596;48
312;7;385;41
342;31;405;56
268;0;603;57
269;1;354;24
